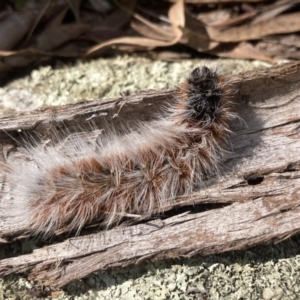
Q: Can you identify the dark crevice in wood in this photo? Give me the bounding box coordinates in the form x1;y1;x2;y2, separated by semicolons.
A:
244;173;264;185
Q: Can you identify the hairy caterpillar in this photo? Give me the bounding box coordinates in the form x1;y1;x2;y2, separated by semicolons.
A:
3;66;236;237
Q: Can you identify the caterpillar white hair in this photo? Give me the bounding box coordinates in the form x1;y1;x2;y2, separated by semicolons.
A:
3;66;236;238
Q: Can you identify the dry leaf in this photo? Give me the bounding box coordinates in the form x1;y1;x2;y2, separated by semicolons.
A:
208;11;300;42
181;11;219;52
251;0;299;24
102;0;137;29
256;34;300;59
0;0;299;70
131;13;174;41
36;24;89;51
86;0;184;56
211;41;274;62
0;12;36;50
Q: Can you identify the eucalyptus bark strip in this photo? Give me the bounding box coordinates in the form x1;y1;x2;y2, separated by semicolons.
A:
0;61;299;287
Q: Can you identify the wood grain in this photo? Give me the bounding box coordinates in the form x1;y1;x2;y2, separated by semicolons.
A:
0;61;300;287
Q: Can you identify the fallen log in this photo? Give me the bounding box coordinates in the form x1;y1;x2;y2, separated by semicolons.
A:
0;61;299;287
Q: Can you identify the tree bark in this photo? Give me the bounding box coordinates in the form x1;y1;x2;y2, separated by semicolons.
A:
0;61;300;287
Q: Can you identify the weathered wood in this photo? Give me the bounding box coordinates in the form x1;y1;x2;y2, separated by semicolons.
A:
22;189;300;286
0;61;300;287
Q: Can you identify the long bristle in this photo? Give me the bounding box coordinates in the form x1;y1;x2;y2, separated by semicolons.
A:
3;65;237;238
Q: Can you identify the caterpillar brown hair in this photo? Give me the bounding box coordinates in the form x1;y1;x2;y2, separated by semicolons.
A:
3;66;236;237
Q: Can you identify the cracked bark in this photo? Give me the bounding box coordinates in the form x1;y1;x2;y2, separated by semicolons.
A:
0;61;299;287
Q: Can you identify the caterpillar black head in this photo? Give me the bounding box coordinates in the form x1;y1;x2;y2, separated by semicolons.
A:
186;66;223;123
